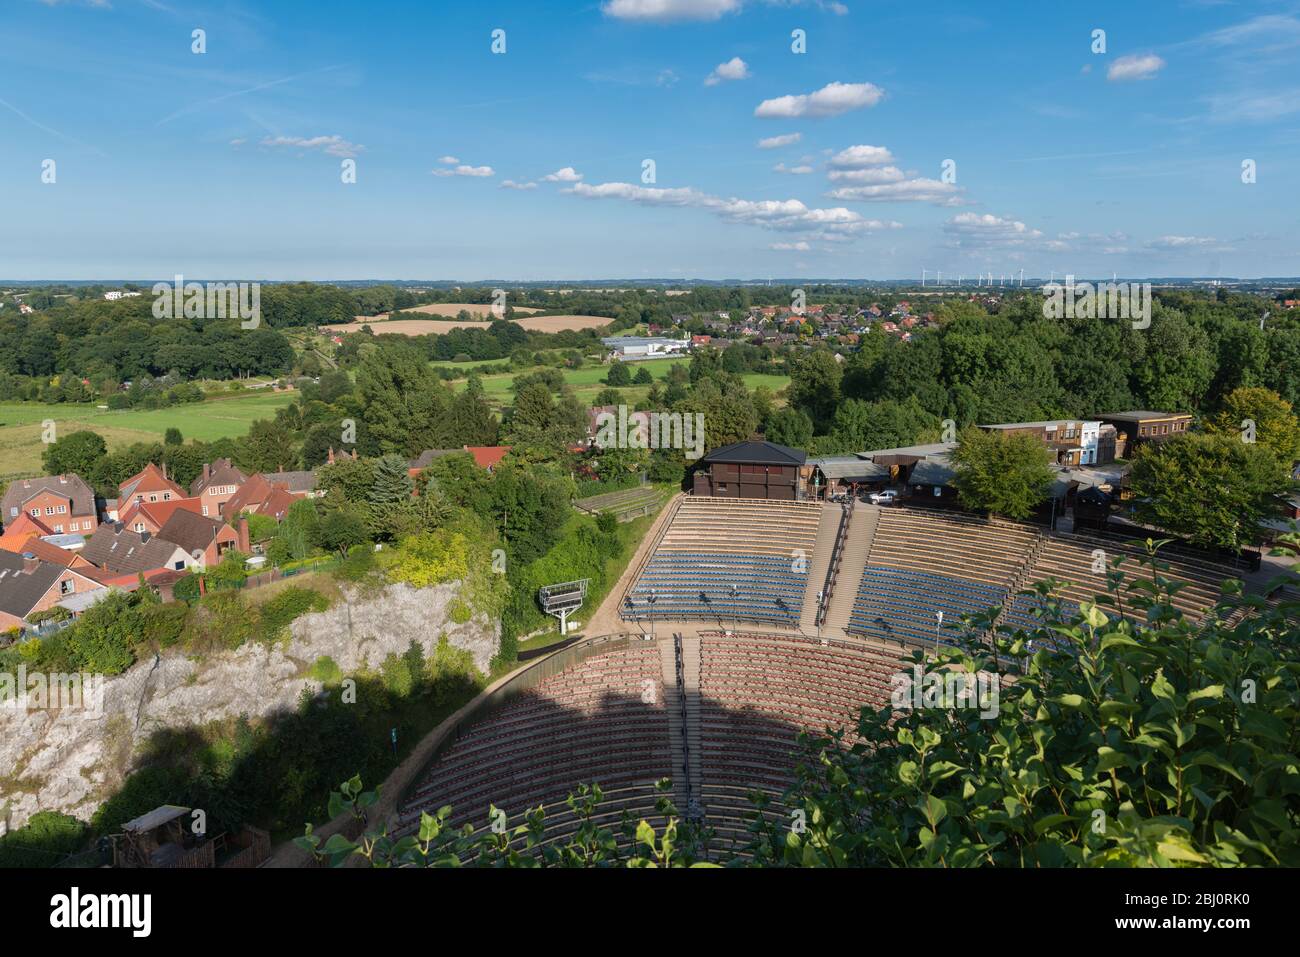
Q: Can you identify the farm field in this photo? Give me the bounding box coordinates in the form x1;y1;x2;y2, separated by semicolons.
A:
322;314;613;336
356;302;544;321
0;391;296;486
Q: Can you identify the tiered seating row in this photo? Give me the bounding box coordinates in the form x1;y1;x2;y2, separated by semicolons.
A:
869;508;1040;587
849;566;1005;646
398;645;671;834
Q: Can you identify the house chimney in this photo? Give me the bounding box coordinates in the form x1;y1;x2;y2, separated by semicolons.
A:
237;517;250;554
21;552;38;573
202;463;211;483
327;447;336;465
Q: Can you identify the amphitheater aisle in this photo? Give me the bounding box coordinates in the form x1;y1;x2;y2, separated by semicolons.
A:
799;503;847;633
822;505;880;636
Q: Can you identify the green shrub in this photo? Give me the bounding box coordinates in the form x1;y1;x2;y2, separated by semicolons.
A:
308;656;343;685
259;587;331;643
0;812;88;868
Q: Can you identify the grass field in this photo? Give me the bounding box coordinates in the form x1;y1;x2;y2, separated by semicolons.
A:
443;357;791;410
0;391;297;486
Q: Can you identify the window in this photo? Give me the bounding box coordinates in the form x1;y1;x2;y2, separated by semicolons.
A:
31;508;39;517
45;506;55;515
149;495;157;503
164;493;171;501
60;579;74;595
134;523;145;532
54;524;64;534
57;505;66;514
202;506;209;516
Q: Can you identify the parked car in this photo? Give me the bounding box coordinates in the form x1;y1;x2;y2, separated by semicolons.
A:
869;489;900;505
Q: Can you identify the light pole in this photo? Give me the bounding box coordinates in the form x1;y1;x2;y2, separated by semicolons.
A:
730;584;739;637
648;590;658;641
935;610;944;646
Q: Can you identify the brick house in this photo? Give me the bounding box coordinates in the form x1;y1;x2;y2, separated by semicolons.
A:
156;510;250;570
1;474;100;537
0;551;105;631
118;463;187;511
190;459;249;518
81;524;191;576
118;498;207;536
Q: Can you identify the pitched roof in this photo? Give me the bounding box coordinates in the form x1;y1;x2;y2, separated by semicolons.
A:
0;512;55;539
221;473;274;518
191;458;248;496
407;450;460;472
3;537;81;568
465;446;512;470
119;463;185;503
703;441;807;467
0;559;93;620
259;471;318;494
81;524;187;575
156;510;231;555
118;497;205;530
2;474;97;522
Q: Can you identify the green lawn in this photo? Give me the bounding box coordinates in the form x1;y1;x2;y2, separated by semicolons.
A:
0;391;297;485
444;357;791;411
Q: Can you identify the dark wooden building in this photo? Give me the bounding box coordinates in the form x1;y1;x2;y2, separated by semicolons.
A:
1096;411;1192;458
692;441;807;500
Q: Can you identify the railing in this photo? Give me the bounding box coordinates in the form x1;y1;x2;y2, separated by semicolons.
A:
817;499;852;629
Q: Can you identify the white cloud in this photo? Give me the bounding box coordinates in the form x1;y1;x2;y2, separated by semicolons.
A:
438;155;461;165
1107;54;1165;82
829;177;963;206
432;164;495;178
771;241;812;251
827;166;905;184
755;81;884;118
602;0;849;21
706;56;751;86
1147;235;1219;249
775;163;814;174
259;135;365;158
943;212;1044;248
568;180;899;239
828;144;895;168
602;0;741;22
757;133;802;149
501;180;538;190
543;167;585;183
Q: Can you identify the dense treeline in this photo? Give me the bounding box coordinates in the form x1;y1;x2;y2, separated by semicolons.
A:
774;291;1300;454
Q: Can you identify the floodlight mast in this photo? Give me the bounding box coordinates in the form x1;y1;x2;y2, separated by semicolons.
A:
539;579;591;636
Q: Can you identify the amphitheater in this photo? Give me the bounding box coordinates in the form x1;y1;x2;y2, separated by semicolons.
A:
397;495;1265;852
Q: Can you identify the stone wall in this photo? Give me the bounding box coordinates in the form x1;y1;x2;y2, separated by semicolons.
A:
0;582;499;833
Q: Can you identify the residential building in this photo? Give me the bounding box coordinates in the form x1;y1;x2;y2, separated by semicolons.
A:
190;459;249;517
1;474;99;536
81;524;190;576
118;498;206;536
0;551;105;631
118;462;187;510
155;511;249;570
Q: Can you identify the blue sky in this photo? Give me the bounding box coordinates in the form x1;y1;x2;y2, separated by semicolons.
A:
1;0;1298;280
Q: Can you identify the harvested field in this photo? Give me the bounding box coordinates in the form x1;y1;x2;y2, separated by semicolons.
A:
323;314;612;336
357;303;543;321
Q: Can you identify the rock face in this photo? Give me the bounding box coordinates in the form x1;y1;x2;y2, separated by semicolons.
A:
0;583;498;832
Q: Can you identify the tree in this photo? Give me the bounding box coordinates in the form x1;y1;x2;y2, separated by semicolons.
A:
764;407;814;449
950;427;1053;520
277;499;319;561
605;362;632;387
41;430;107;478
1129;432;1291;551
1207;387;1300;466
787;350;842;430
633;366;653;385
315;507;370;558
238;418;298;474
164;427;183;446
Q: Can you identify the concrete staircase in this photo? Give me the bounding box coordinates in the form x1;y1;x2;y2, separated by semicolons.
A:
659;635;702;810
800;503;846;632
822;505;880;634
